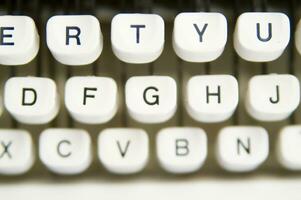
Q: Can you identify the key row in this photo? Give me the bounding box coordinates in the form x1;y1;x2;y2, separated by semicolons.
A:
1;126;301;175
2;74;300;124
0;12;298;65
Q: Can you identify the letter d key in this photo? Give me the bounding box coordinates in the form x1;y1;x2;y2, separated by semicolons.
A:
4;77;60;124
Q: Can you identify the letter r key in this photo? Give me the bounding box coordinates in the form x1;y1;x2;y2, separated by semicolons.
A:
46;15;103;65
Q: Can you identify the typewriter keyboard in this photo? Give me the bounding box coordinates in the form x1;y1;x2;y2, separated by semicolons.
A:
1;0;301;200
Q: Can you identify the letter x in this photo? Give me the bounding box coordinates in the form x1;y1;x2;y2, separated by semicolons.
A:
0;141;12;159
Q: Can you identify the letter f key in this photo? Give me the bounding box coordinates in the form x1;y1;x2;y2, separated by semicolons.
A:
65;76;118;124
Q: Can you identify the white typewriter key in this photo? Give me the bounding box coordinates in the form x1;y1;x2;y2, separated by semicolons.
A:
156;127;207;174
4;77;60;124
216;126;269;172
98;128;149;174
0;16;39;65
234;12;290;62
39;129;92;175
246;74;300;121
125;76;177;123
0;130;34;175
46;15;102;65
111;14;164;63
65;76;118;124
186;75;238;123
277;126;301;170
173;12;227;62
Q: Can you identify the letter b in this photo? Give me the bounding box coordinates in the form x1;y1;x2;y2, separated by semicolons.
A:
175;139;189;156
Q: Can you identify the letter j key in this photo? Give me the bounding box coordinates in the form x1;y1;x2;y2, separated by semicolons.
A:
246;74;300;121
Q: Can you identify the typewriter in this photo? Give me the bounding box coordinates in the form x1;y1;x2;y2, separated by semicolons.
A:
0;0;301;199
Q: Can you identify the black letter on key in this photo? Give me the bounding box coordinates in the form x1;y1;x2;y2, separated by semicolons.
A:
116;140;130;158
57;140;72;158
269;85;280;104
0;27;14;45
0;141;12;159
237;138;251;155
83;87;97;105
22;88;37;106
66;26;81;45
193;23;208;42
130;25;146;44
206;85;221;104
143;86;159;105
175;139;189;156
256;23;272;42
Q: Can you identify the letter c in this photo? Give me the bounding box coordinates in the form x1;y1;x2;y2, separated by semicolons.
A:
57;140;72;158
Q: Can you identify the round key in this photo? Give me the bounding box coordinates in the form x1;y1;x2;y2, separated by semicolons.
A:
173;12;227;62
4;77;60;124
234;12;290;62
125;76;177;123
0;16;39;65
65;76;118;124
39;128;92;175
246;74;300;121
186;75;238;123
47;15;103;65
98;128;149;174
216;126;269;172
111;14;164;63
156;127;207;174
277;126;301;170
0;129;34;175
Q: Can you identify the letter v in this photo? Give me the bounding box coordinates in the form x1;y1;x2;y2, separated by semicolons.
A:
116;140;131;158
